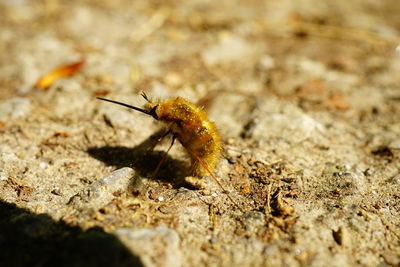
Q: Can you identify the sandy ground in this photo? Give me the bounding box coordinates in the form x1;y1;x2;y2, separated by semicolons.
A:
0;0;399;266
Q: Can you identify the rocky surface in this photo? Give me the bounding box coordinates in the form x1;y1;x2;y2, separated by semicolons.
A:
0;0;399;266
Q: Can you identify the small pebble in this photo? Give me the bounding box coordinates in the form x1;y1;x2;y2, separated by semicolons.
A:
363;168;374;176
333;226;351;248
51;188;62;196
115;226;182;267
39;162;47;169
68;167;135;210
0;97;31;120
0;171;8;181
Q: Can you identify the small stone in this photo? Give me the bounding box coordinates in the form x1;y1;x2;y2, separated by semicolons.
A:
115;226;182;267
0;171;8;181
202;34;257;66
396;45;400;56
390;174;400;184
164;72;182;87
275;194;295;216
158;204;171;214
0;97;31;121
51;188;62;196
252;106;325;143
333;226;351;248
257;55;275;71
39;162;47;169
363;168;374;176
382;252;400;266
185;176;207;189
68;167;135;210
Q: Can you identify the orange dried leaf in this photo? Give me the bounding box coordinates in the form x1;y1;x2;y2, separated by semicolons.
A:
328;93;349;110
94;89;111;97
52;131;70;137
34;60;84;90
241;184;251;194
296;79;326;98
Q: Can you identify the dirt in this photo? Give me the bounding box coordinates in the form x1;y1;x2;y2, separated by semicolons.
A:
0;0;399;266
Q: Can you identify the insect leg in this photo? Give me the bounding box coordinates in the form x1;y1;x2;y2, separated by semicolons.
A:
187;150;245;213
147;129;172;153
152;133;177;178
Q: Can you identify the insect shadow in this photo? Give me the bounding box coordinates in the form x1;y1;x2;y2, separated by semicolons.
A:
87;130;191;188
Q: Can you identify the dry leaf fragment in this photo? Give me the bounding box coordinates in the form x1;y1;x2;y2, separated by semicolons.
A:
51;131;70;138
34;60;85;90
94;89;111;97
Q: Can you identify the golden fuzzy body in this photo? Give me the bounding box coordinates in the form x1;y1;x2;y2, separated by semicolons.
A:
146;97;222;176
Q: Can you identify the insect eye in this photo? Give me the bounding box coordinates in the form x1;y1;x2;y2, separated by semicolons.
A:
150;105;159;120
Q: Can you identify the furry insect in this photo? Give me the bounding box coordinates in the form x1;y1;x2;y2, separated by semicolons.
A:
97;93;242;210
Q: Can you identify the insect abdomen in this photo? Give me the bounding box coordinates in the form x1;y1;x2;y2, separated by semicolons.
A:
182;122;221;176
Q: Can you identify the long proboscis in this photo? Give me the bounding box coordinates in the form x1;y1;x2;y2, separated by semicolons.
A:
97;97;151;115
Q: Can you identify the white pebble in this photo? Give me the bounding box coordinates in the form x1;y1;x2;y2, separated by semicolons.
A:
39;162;47;169
0;97;31;120
0;171;8;181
